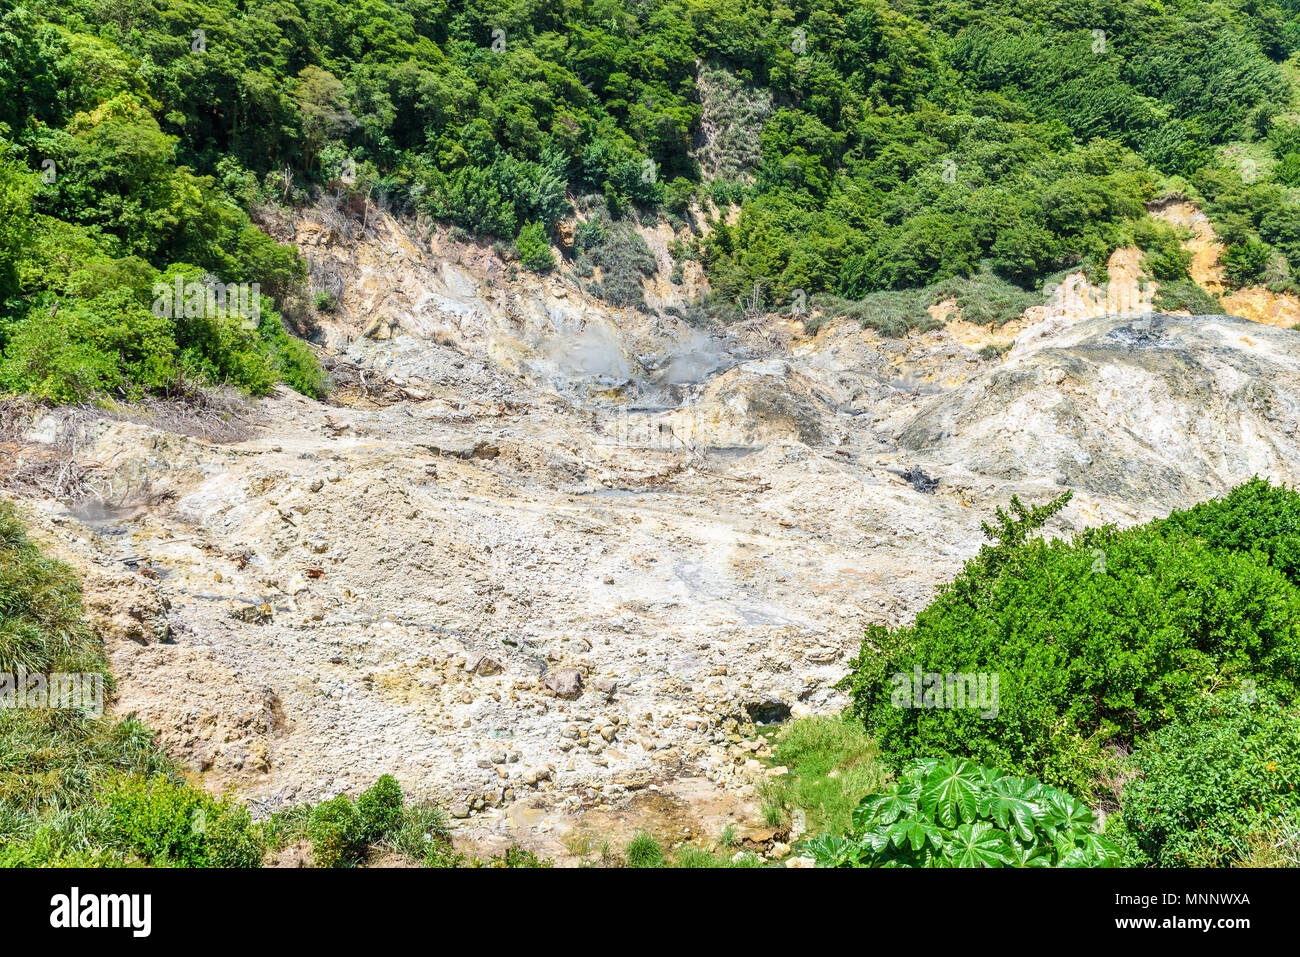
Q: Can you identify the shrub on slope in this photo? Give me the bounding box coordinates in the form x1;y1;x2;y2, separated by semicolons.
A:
1114;689;1300;867
841;483;1300;799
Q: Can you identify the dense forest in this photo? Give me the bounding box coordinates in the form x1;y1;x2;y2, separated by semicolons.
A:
3;0;1300;396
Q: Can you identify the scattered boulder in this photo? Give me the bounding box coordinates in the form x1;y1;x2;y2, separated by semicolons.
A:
464;653;502;677
545;668;584;699
743;697;791;724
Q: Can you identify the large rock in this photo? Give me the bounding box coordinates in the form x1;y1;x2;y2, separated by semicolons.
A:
545;668;584;699
897;314;1300;507
464;653;502;677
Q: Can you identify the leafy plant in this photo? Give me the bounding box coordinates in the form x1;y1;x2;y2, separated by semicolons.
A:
841;484;1300;799
806;758;1120;868
1222;240;1272;287
356;774;404;843
515;221;555;273
1134;217;1192;281
103;773;264;868
306;794;365;868
1156;476;1300;586
1114;690;1300;867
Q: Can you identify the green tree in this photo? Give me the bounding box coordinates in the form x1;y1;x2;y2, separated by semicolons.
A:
0;151;36;311
292;66;355;171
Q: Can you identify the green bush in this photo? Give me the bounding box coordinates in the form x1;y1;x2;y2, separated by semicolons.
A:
0;291;176;403
842;486;1300;798
254;309;328;399
1134;217;1193;282
1115;690;1300;867
356;774;404;843
202;800;265;868
1222;240;1272;287
0;262;325;403
807;758;1121;868
515;221;555;273
574;212;656;308
104;773;264;867
306;794;365;868
1157;477;1300;586
1152;278;1226;315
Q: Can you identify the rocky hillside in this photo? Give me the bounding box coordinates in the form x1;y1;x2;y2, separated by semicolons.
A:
6;195;1299;860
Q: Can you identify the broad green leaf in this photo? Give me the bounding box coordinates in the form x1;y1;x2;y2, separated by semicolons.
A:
980;777;1041;842
885;818;915;849
944;821;1012;868
1056;844;1097;868
806;834;861;868
1075;831;1123;867
1043;789;1095;831
921;759;980;826
815;760;1112;869
855;791;911;829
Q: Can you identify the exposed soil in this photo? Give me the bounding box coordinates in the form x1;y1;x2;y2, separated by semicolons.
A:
5;200;1299;860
